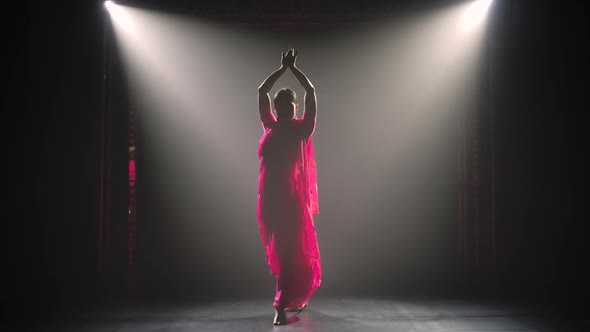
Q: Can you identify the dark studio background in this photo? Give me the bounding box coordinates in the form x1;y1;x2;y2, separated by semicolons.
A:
23;0;588;322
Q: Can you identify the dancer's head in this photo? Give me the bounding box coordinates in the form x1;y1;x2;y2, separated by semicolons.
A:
273;88;297;120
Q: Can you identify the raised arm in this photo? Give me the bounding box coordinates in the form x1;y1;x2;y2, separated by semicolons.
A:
258;53;289;129
287;50;316;138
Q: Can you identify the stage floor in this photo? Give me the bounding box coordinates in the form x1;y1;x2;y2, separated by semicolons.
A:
31;297;587;331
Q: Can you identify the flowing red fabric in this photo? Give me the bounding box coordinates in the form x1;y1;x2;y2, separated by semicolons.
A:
257;118;321;308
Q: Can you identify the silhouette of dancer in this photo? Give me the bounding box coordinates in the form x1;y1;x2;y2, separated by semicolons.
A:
256;49;321;325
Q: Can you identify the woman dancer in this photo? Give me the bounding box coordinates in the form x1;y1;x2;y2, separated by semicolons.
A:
256;49;321;325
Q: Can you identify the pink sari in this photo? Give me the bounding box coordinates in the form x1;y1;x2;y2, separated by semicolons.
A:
257;118;321;308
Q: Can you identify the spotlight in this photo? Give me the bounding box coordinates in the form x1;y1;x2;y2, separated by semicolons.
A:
103;0;135;35
462;0;492;30
104;0;115;11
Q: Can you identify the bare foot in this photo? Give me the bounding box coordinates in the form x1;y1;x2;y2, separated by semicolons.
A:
273;307;287;325
285;302;308;312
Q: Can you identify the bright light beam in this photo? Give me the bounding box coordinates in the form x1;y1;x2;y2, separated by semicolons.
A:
104;0;115;11
461;0;492;31
105;1;136;35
